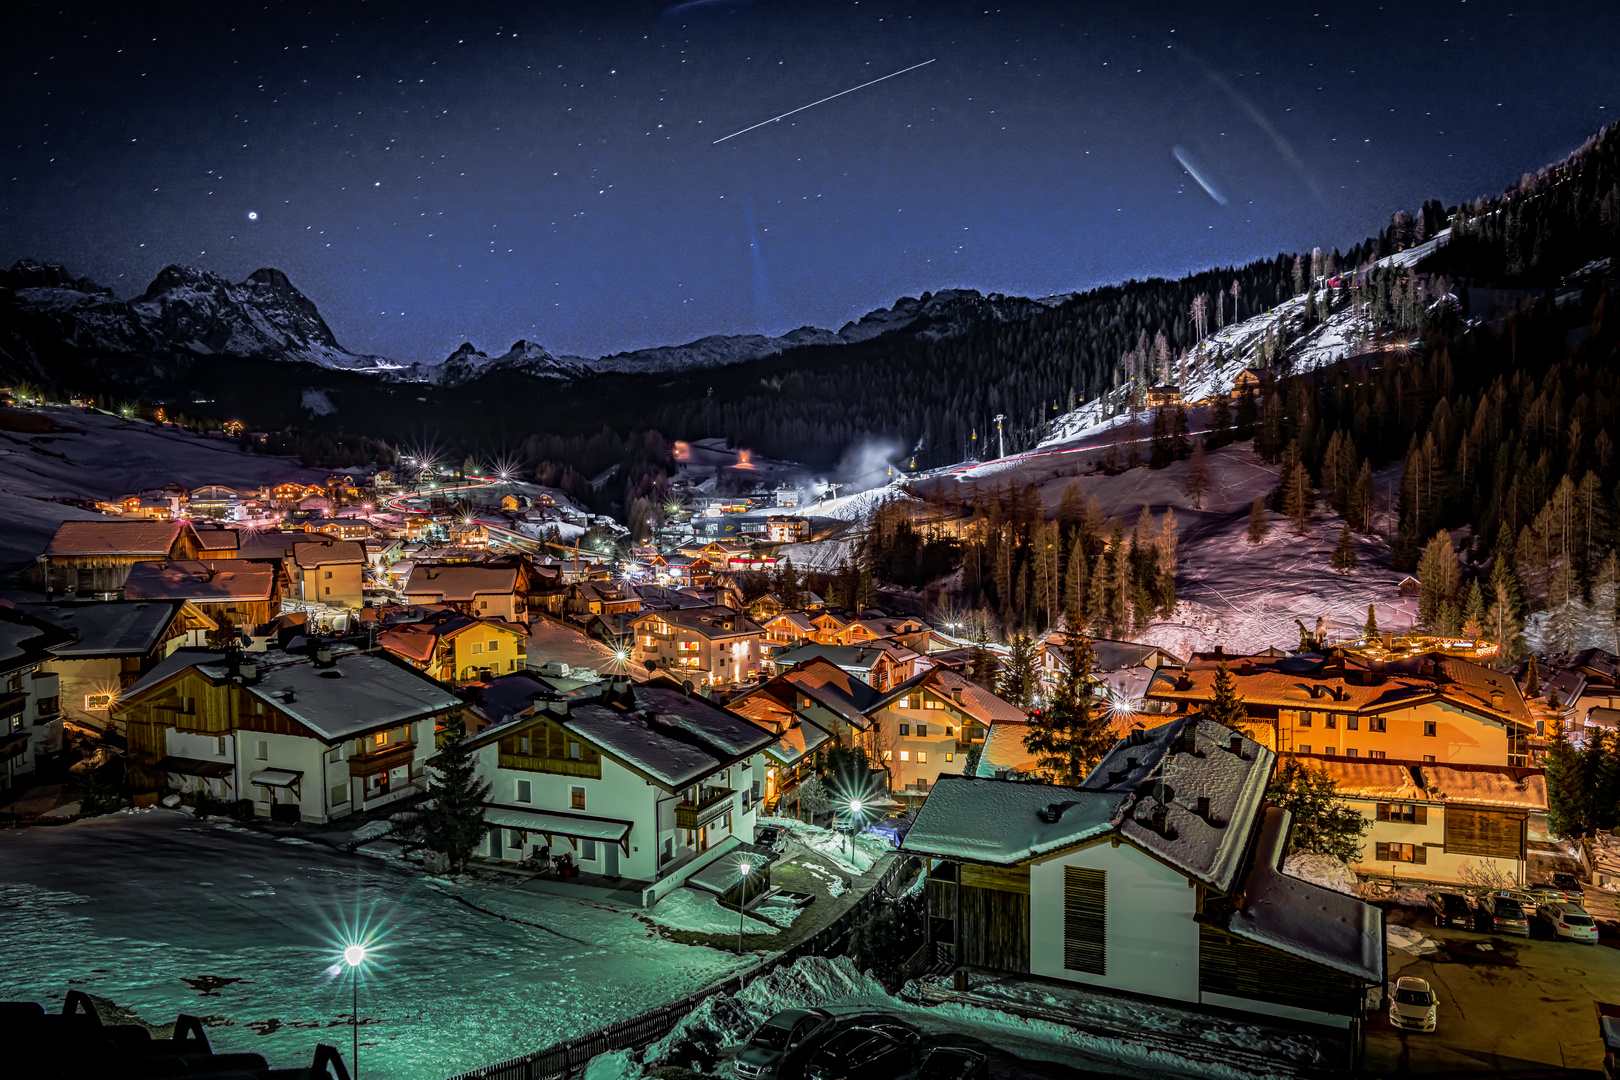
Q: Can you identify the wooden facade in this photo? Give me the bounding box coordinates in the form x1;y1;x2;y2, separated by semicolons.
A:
926;862;1031;973
497;716;604;779
1443;805;1527;860
1196;922;1366;1017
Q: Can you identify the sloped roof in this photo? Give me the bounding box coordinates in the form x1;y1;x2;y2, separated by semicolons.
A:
21;600;182;658
1423;762;1547;810
45;519;186;557
1226;806;1384;984
123;559;276;602
232;651;460;740
405;563;519;600
777;658;880;729
559;684;774;790
974;720;1037;778
902;776;1128;865
633;606;761;639
0;608;77;675
763;718;832;767
1304;756;1424;801
292;539;366;568
235;529;317;561
192;528;241;552
876;668;1025;726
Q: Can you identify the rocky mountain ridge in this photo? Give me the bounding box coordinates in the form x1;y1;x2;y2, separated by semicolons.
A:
0;259;1064;389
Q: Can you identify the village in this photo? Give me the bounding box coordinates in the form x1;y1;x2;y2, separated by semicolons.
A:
0;408;1617;1080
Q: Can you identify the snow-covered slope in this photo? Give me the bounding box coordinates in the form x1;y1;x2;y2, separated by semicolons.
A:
0;260;394;372
396;340;590;385
1041;231;1452;448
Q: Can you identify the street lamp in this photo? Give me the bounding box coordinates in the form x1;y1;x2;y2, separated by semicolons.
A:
845;798;864;860
737;859;754;955
343;944;366;1079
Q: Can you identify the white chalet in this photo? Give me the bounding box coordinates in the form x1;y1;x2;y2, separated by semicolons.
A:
461;677;776;905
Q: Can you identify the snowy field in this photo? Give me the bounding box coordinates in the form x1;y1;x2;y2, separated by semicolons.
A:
0;407;328;569
0;811;751;1079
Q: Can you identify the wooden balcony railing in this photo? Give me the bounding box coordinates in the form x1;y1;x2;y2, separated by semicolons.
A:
673;787;735;830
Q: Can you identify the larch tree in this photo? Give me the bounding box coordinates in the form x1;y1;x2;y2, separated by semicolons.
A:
998;633;1039;707
1186;437;1211;508
1331;523;1357;573
1248;497;1270;544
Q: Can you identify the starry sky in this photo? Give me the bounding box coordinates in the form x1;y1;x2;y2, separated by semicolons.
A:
4;1;1617;364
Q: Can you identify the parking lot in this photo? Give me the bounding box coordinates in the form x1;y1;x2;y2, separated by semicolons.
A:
1367;903;1620;1076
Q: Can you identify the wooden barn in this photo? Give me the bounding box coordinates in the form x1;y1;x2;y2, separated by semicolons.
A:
42;520;203;596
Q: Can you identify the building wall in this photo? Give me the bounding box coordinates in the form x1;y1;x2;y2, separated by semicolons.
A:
451;624;527;680
1272;699;1511;766
299;562;364;607
1028;839;1201;1004
2;663;57;791
1343;796;1527;886
871;702;968;791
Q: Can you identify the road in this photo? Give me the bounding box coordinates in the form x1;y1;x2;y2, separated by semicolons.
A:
1369;904;1617;1076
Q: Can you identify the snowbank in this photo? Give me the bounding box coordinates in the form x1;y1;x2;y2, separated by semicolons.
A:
580;1050;640;1080
643;956;887;1068
1386;925;1440;955
758;815;884;876
1283;852;1358;895
646;888;779;936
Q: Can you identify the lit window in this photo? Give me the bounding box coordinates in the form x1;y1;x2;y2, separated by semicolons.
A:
883;750;893;761
945;753;954;762
917;751;928;763
900;750;910;762
1369;750;1385;760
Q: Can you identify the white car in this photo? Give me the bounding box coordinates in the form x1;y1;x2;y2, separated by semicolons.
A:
1389;976;1438;1032
1543;902;1600;944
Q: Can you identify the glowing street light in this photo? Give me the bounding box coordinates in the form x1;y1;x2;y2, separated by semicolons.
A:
737;859;754;954
845;798;864;860
343;944;367;1078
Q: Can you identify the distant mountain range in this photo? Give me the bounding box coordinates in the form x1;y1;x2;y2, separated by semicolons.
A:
0;258;1063;389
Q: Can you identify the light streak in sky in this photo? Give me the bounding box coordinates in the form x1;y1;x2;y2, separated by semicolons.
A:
1171;145;1228;206
712;59;936;144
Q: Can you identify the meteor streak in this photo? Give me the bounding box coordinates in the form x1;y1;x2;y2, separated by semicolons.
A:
1171;145;1228;206
712;59;936;144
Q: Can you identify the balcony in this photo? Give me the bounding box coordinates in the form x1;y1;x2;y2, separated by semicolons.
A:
0;692;26;720
347;741;416;778
674;787;736;830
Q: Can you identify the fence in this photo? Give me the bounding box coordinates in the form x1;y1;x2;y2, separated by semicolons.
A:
445;853;916;1080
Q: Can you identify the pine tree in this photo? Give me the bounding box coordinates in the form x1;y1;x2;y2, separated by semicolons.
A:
1364;604;1379;639
405;711;491;875
1268;758;1370;861
1065;534;1088;619
1022;629;1114;783
1543;717;1586;837
777;555;801;608
1283;458;1312;535
1247;497;1270;544
1461;580;1485;639
1330;523;1357;573
1186;438;1210;508
1205;662;1249;733
998;633;1038;707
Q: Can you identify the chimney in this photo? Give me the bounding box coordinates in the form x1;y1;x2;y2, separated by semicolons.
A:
1195;795;1211;820
240;662;258;683
1228;734;1244;756
1036;803;1066;823
1239;660;1254;676
1149;804;1169;833
1125;755;1139;771
1108;766;1128;785
1213;644;1224;658
1154;780;1175;805
282;689;296;704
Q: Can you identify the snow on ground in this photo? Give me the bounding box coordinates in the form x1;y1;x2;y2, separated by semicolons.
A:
1526;581;1620;655
1039;231;1451;452
646;888;780;936
751;894;811;929
757;816;884;877
794;861;848;898
0;407;328;570
0;811;751;1080
1283;852;1358;896
1386;925;1441;955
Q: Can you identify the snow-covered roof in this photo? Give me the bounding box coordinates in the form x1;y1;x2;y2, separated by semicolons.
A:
762;718;833;767
776;659;880;729
20;600;181;658
405;563;519;600
236;651;460;741
483;804;631;844
120;648;228;698
192;528;241;552
292;538;366;568
974;720;1037;778
1422;763;1546;811
876;667;1025;726
1226;806;1384;985
1303;757;1423;801
123;559;276;602
902;776;1128;865
1084;716;1275;894
0;609;74;674
551;684;775;791
45;519;188;557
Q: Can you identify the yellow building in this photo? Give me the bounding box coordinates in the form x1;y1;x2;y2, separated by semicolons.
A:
379;612;528;683
1146;651;1533;767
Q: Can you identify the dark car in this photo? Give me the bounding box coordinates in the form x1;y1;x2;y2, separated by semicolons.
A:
735;1008;836;1080
862;813;913;847
1491;895;1531;936
754;824;789;855
1429;892;1473;928
803;1022;921;1080
917;1046;990;1080
1553;873;1587;902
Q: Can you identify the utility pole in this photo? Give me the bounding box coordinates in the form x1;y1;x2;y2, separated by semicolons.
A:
993;414;1006;459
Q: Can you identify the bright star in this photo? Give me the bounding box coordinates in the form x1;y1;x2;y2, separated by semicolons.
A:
246;211;258;221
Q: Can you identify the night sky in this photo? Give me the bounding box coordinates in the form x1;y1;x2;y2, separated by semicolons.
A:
4;1;1616;364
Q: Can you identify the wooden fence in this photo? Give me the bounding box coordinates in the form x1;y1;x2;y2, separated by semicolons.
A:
444;853;914;1080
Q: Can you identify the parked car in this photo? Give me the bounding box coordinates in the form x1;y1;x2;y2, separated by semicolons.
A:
1428;892;1473;928
1388;976;1438;1032
803;1020;922;1080
1553;872;1587;902
1543;902;1600;944
1523;882;1564;905
754;825;789;855
917;1046;990;1080
1490;894;1531;936
862;813;913;847
735;1008;837;1080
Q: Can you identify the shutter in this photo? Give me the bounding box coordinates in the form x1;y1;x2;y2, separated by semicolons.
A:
1444;807;1526;859
1375;842;1390;861
1063;866;1106;975
1414;804;1428;826
1415;844;1427;865
1376;803;1389;822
